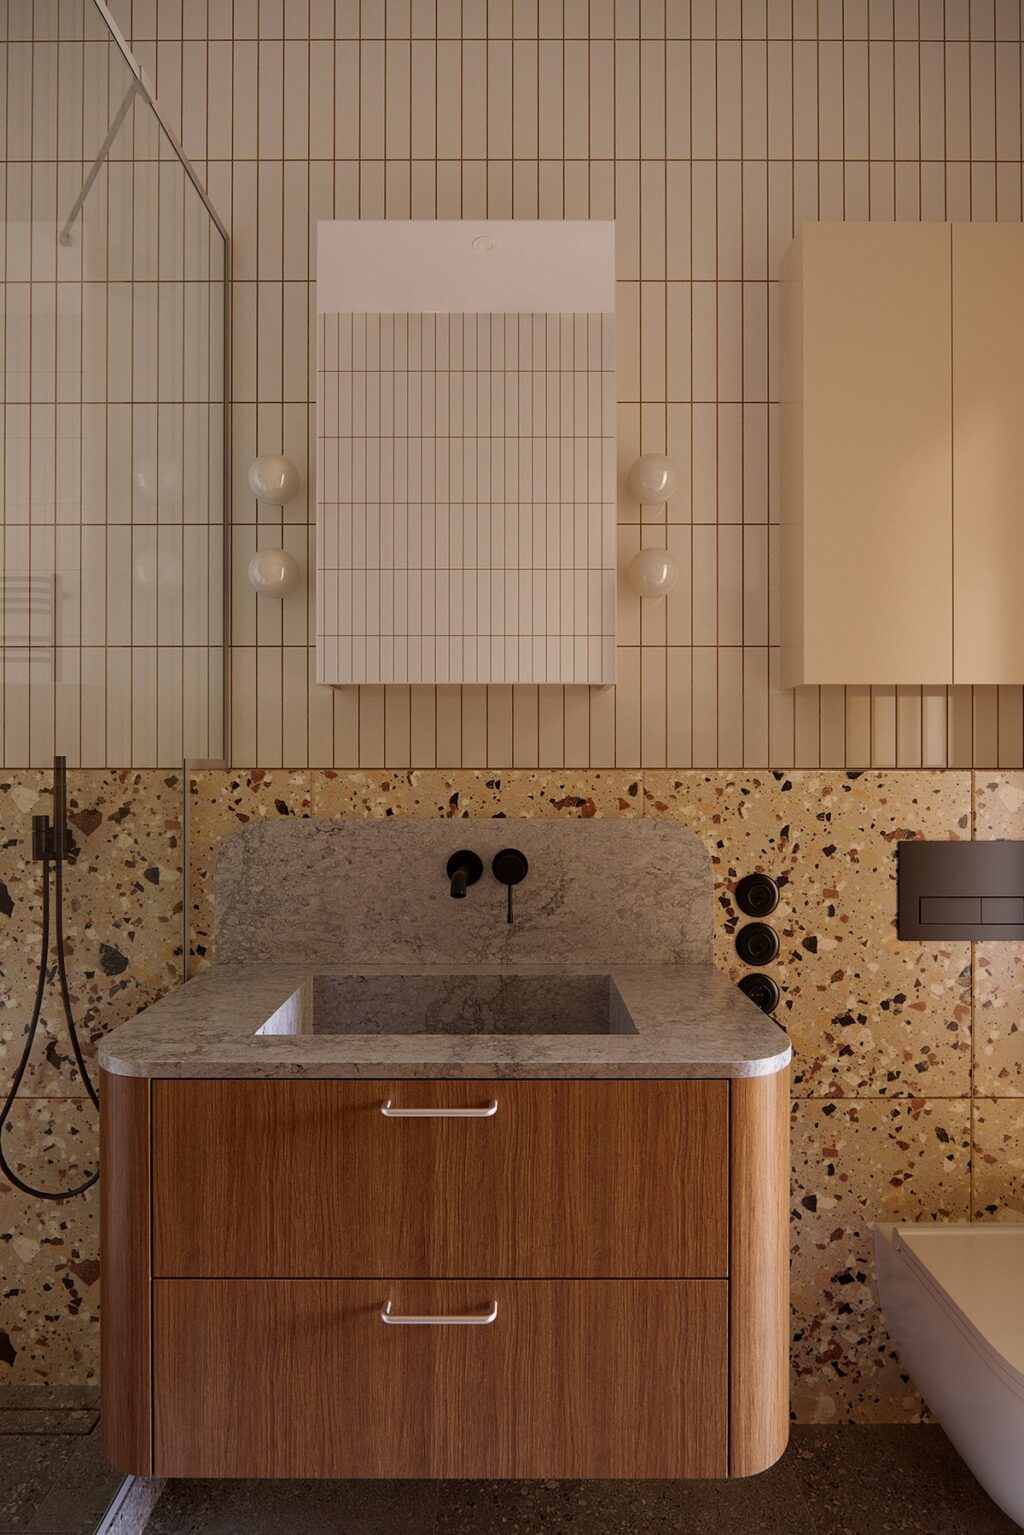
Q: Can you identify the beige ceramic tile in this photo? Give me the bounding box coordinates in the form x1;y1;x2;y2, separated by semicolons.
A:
0;771;183;1095
22;9;1024;776
973;774;1024;1093
643;771;973;1097
790;1097;971;1423
188;770;312;970
311;770;643;819
973;1098;1024;1219
0;1097;100;1383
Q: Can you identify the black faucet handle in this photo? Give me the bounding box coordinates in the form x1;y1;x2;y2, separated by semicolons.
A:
492;849;528;924
492;848;529;886
447;850;483;899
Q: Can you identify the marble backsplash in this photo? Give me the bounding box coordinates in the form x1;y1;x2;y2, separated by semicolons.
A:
214;818;711;967
2;764;1022;1426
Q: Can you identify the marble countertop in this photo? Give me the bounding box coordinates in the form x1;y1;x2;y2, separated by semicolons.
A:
98;962;792;1080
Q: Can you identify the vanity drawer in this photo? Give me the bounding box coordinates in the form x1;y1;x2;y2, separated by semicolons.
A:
152;1078;729;1278
152;1277;728;1478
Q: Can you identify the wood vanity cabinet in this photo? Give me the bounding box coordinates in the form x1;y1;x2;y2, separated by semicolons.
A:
780;221;1024;687
101;1069;789;1482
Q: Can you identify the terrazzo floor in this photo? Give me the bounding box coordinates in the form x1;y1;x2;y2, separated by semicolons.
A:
0;1388;123;1534
3;1413;1017;1534
140;1428;1020;1535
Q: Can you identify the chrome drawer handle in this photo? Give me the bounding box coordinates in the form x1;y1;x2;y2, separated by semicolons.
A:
381;1299;499;1326
379;1099;498;1118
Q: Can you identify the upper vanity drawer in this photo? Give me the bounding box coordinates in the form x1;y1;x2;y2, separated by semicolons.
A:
151;1078;729;1279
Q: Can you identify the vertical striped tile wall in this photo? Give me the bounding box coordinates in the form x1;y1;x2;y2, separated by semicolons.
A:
105;1;1024;766
0;0;226;769
317;310;617;685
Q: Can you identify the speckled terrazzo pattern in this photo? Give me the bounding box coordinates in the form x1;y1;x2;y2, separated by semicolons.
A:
0;772;183;1093
187;770;311;973
645;772;974;1423
313;769;644;821
0;770;183;1385
973;1098;1024;1220
0;1097;99;1386
790;1098;971;1423
181;767;1009;1424
973;775;1024;1096
138;1427;1021;1535
643;772;973;1099
7;767;1024;1423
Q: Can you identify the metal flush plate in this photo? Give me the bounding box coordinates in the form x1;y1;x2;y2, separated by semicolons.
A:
897;841;1024;940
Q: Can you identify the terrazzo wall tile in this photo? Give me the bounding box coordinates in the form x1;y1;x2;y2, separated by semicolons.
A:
644;772;973;1099
0;1097;99;1384
973;1099;1024;1221
4;765;1023;1413
0;771;183;1095
180;766;1005;1423
790;1098;971;1423
974;943;1024;1096
188;771;312;973
309;770;642;822
974;774;1024;839
1;768;183;1383
973;775;1024;1095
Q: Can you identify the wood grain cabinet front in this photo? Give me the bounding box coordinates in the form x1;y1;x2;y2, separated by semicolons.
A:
102;1068;789;1481
152;1277;729;1479
151;1077;729;1279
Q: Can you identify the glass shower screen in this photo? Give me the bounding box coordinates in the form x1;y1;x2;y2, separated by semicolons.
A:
0;0;227;767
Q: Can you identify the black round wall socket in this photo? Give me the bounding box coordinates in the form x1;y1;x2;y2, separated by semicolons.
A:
735;921;780;966
735;872;780;918
738;973;781;1014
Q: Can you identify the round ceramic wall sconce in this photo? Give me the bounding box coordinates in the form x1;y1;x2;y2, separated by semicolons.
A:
627;546;679;600
627;452;678;505
248;453;300;506
248;547;301;598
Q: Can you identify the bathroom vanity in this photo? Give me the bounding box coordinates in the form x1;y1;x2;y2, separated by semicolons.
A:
99;820;791;1483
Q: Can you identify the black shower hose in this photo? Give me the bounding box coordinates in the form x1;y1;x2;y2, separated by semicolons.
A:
0;851;99;1201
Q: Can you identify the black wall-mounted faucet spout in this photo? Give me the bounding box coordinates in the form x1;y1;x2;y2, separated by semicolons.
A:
446;850;483;899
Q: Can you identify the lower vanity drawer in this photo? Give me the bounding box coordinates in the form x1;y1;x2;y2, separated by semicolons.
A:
152;1278;728;1479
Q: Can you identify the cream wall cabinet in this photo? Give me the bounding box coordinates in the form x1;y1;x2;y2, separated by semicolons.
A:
780;221;1024;688
952;224;1024;684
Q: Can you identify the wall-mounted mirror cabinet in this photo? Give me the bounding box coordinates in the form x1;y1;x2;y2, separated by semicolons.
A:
315;221;617;688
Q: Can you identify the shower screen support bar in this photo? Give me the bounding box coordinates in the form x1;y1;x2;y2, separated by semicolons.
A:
58;78;140;246
91;0;229;241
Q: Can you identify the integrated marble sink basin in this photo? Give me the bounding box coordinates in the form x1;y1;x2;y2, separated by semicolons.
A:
256;972;637;1038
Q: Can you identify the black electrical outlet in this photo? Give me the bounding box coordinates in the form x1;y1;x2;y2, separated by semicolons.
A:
735;921;780;966
735;872;780;918
738;973;780;1013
